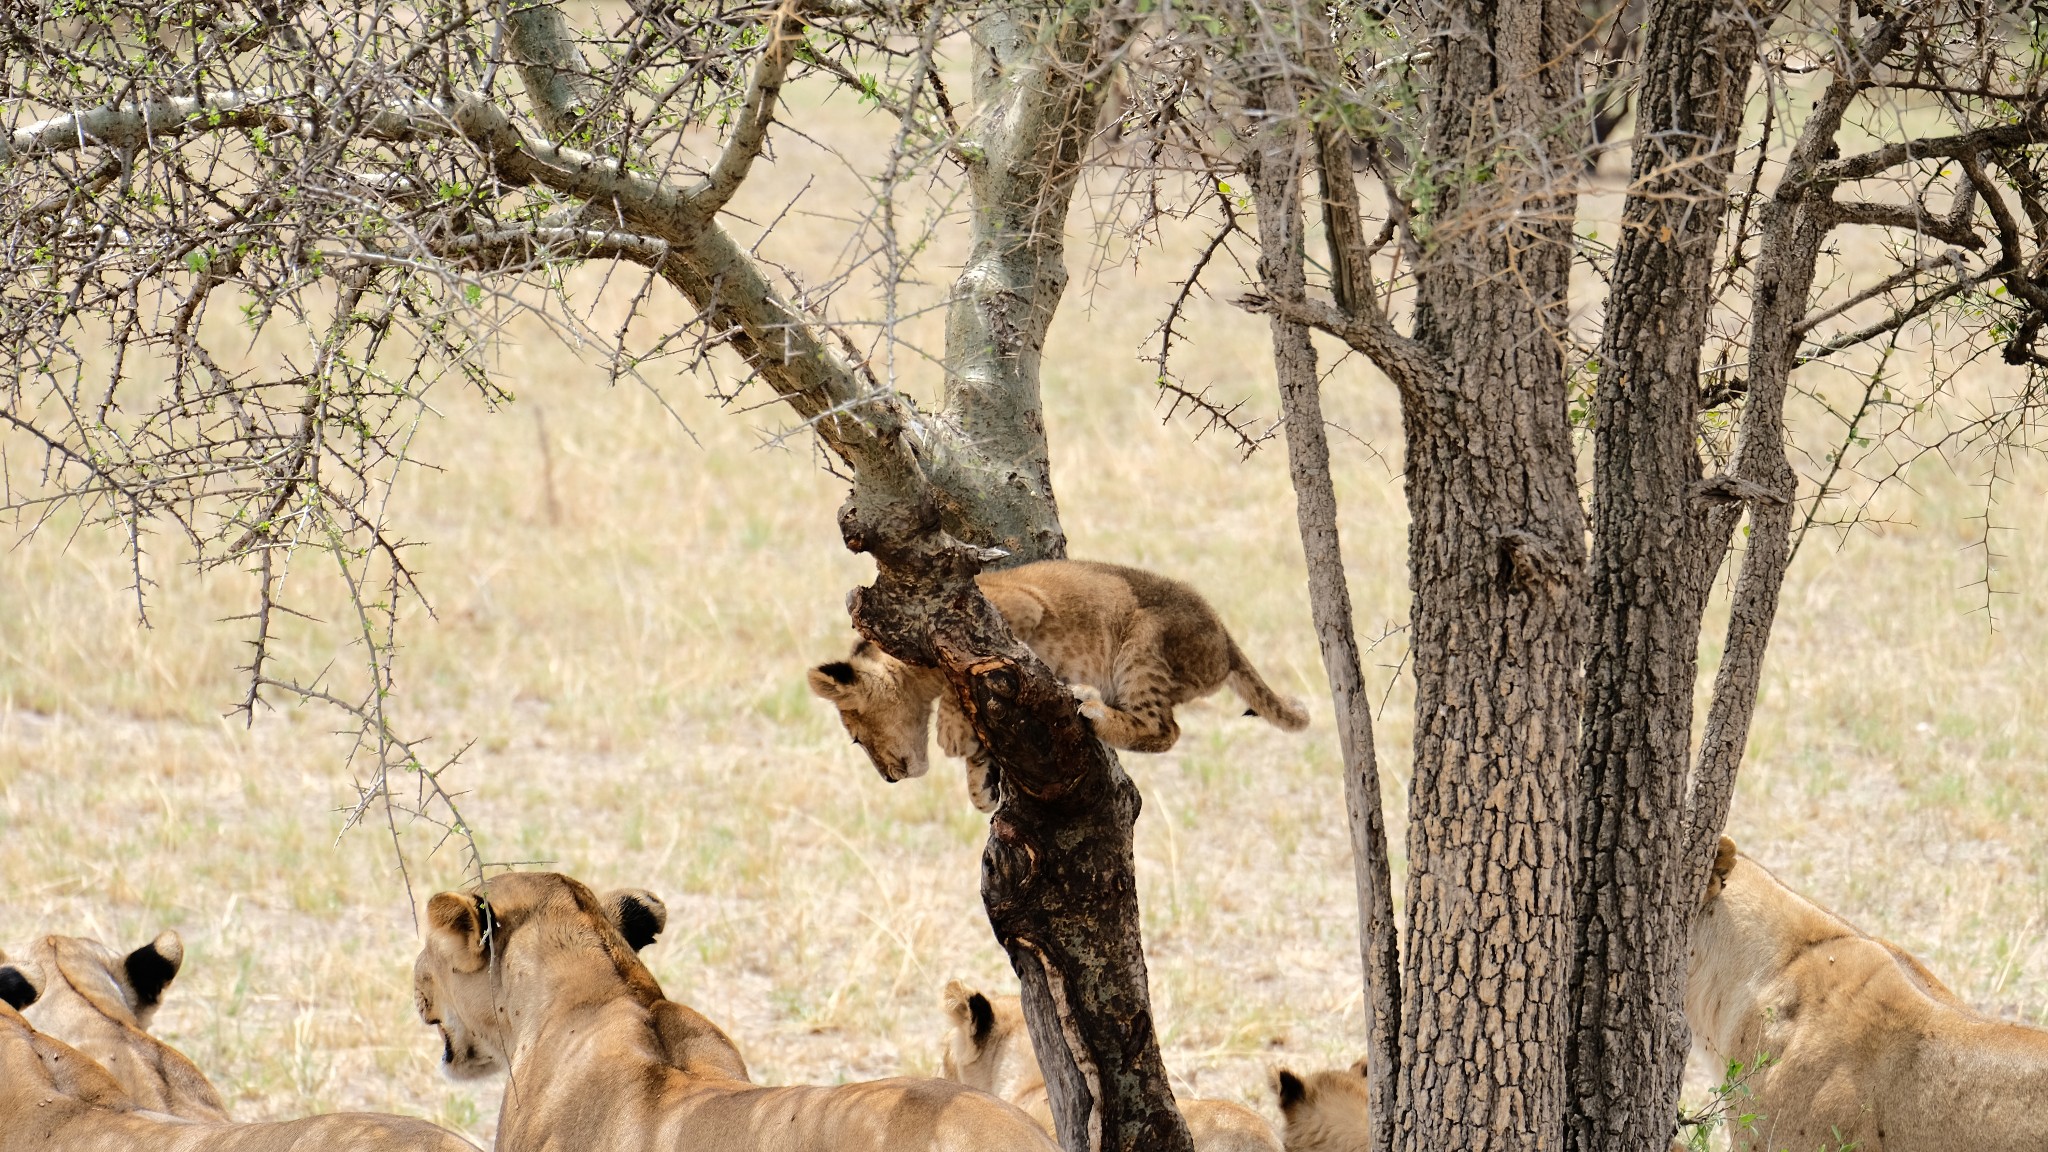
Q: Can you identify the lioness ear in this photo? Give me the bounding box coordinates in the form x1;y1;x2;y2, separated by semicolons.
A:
427;892;490;974
603;889;667;952
123;930;184;1011
1273;1068;1307;1111
0;965;38;1011
808;662;861;701
1349;1057;1369;1078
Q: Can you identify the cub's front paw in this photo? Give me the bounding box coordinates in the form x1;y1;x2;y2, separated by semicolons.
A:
1069;684;1109;723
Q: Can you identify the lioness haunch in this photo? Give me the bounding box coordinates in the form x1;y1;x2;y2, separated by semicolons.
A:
0;984;477;1152
1691;837;2048;1152
413;872;1057;1152
810;559;1309;811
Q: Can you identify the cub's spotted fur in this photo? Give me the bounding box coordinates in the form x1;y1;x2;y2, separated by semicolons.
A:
810;560;1307;810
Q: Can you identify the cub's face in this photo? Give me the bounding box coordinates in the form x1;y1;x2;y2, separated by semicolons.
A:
414;893;505;1081
808;640;934;783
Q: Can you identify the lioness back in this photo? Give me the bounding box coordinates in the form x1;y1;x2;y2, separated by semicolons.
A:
0;996;478;1152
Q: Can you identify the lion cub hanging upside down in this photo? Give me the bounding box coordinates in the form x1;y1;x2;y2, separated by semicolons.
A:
1689;837;2048;1152
809;559;1308;811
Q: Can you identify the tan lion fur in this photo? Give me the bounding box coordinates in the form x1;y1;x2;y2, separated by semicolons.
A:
9;931;228;1120
413;872;1056;1152
1270;1061;1368;1152
1689;837;2048;1152
939;979;1283;1152
809;560;1308;810
0;998;478;1152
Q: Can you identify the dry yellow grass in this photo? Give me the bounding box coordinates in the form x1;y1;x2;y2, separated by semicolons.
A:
2;78;2045;1149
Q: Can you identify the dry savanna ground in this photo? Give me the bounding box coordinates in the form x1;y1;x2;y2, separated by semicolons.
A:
3;75;2047;1149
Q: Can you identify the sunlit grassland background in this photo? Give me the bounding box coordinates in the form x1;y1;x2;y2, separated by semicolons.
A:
4;75;2046;1147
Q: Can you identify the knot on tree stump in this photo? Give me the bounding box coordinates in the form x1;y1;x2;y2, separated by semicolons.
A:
983;815;1041;901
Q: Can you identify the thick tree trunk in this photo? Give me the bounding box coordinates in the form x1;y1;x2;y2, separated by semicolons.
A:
932;6;1120;565
1566;3;1770;1149
1393;4;1588;1148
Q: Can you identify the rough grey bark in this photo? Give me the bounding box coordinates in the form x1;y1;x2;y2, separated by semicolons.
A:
1681;14;1915;898
1389;4;1590;1147
1566;3;1773;1149
931;7;1126;565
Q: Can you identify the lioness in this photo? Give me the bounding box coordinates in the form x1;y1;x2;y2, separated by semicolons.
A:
1690;837;2048;1152
940;979;1283;1152
810;560;1309;810
0;993;478;1152
9;930;228;1120
1270;1061;1368;1152
413;871;1057;1152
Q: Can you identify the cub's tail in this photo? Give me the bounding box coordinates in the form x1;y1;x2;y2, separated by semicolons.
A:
1227;640;1310;732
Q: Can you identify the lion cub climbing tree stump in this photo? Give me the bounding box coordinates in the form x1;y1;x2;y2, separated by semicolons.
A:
837;486;1192;1152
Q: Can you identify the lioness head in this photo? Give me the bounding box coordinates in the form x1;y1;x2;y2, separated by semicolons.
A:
414;872;668;1081
20;931;187;1031
808;639;937;783
1272;1060;1370;1152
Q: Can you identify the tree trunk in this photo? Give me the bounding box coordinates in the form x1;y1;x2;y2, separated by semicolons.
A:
1394;4;1588;1148
851;6;1192;1150
1566;3;1770;1149
1248;35;1405;1152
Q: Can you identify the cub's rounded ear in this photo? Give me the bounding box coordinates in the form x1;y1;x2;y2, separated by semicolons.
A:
1349;1056;1369;1078
0;964;39;1011
940;980;995;1045
426;892;490;974
603;889;668;952
808;662;860;700
1273;1068;1307;1111
123;930;185;1011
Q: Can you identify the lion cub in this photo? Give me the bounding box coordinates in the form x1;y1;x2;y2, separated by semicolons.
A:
1271;1062;1368;1152
940;979;1284;1152
810;560;1308;810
